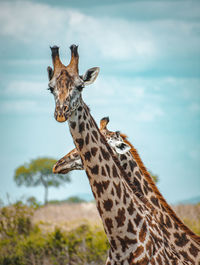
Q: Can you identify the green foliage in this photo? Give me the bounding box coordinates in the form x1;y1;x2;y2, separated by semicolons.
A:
0;204;109;265
48;196;86;205
26;196;41;208
149;171;159;183
65;196;86;203
0;202;34;238
14;157;71;204
183;218;200;236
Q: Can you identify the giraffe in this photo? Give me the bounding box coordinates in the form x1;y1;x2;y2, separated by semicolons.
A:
47;45;200;264
53;116;200;264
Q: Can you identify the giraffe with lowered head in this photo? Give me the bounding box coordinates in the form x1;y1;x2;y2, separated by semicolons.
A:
47;45;200;264
53;116;200;264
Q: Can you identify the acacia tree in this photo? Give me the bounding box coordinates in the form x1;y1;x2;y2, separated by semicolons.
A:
14;157;71;205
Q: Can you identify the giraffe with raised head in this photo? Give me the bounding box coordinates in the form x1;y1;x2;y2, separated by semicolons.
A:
53;116;200;264
47;45;200;264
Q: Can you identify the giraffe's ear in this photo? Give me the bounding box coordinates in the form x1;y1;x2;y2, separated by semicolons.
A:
108;139;131;154
47;66;53;81
82;67;100;86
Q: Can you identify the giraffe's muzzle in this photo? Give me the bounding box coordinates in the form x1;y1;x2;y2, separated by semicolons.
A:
54;105;68;122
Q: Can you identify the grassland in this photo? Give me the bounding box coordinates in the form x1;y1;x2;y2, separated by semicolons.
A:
0;201;199;265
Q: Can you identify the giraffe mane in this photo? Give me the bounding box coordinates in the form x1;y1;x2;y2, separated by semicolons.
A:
120;133;200;244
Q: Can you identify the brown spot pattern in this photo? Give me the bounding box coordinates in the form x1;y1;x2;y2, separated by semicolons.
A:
97;201;103;216
180;250;194;263
139;220;147;243
91;136;97;143
101;166;106;176
91;147;98;156
112;164;119;178
129;160;137;171
127;200;134;215
127;220;136;234
102;180;110;190
133;245;144;259
86;123;90;130
89;165;99;175
120;154;126;161
134;213;142;226
99;154;102;162
85;133;89;145
115;208;126;227
105;218;113;234
105;164;111;177
189;243;199;258
122;163;127;170
84;151;91;162
113;182;122;199
174;232;189;247
75;138;84;151
165;215;172;228
70;121;76;129
156;254;162;265
110;237;117;250
103;199;113;211
93;180;103;197
92;130;98;141
116;235;137;252
150;196;160;208
79;121;85;133
100;147;111;161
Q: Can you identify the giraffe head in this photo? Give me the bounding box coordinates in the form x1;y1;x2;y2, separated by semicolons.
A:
53;117;130;174
100;117;131;154
47;45;99;122
53;148;83;174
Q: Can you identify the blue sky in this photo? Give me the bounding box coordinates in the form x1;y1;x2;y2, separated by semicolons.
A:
0;0;200;204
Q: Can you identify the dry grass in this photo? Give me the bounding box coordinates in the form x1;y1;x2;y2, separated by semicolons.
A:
172;204;200;221
172;204;200;235
33;202;103;232
33;202;200;234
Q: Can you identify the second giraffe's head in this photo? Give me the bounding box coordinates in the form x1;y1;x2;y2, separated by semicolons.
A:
47;45;99;122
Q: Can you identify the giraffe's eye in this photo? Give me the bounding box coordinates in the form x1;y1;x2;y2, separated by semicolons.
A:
77;84;84;91
47;86;54;94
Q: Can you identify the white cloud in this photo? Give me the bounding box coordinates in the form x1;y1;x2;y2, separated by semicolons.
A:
0;0;199;74
0;1;68;42
189;103;200;113
4;80;46;96
0;0;157;63
0;99;37;113
136;105;164;122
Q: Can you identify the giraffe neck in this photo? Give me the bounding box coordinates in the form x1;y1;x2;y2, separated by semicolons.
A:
115;135;200;263
67;101;163;263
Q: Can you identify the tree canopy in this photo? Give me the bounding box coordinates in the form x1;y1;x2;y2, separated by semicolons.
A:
14;157;71;204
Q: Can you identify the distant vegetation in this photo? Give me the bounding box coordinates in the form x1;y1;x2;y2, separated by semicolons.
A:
48;196;87;204
14;157;71;205
149;171;159;183
0;202;108;265
0;199;200;265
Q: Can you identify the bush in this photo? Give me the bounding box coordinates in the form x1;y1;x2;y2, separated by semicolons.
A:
0;201;34;238
0;204;109;265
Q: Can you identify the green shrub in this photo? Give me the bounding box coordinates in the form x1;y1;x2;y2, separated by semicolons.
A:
0;204;109;265
0;201;34;238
